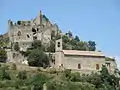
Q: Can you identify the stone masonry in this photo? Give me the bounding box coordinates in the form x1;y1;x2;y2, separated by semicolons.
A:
7;11;60;63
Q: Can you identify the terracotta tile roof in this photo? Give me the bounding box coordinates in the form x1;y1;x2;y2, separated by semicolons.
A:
62;50;105;57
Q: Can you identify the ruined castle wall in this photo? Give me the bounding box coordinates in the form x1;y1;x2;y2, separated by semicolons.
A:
7;11;60;64
11;25;33;43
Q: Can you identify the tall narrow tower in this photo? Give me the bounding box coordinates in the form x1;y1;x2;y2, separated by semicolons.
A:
37;10;42;25
7;20;14;62
55;38;63;67
8;20;12;42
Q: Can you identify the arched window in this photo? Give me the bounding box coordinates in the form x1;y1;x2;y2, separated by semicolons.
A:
78;64;81;69
58;42;60;47
27;35;30;38
32;28;36;32
17;31;21;36
96;64;99;70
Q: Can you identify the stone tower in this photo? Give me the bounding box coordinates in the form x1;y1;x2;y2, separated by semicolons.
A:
36;10;42;25
55;38;63;68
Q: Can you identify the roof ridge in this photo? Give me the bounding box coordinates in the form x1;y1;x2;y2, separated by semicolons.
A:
62;50;105;57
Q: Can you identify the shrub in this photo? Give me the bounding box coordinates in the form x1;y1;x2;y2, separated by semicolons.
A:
70;72;81;82
62;69;71;80
2;65;9;70
27;49;50;67
17;70;27;80
84;73;102;88
26;73;49;90
49;68;57;74
46;41;55;52
31;84;42;90
11;63;17;70
0;68;11;80
46;80;96;90
37;68;42;72
31;40;43;50
0;49;7;62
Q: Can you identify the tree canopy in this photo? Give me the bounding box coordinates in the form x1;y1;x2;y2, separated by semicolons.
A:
27;49;49;67
62;34;96;51
0;34;8;62
22;40;50;67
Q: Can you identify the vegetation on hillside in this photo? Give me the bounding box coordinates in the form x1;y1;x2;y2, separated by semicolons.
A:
49;31;96;52
0;31;119;89
27;49;49;67
45;31;97;53
0;34;9;62
62;32;96;51
0;34;9;47
0;63;119;90
21;40;50;67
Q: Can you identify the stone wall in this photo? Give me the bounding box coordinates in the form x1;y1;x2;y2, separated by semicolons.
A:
8;11;59;46
105;60;117;74
7;11;60;63
63;55;105;72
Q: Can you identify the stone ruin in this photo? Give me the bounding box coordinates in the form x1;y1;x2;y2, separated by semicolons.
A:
7;10;61;64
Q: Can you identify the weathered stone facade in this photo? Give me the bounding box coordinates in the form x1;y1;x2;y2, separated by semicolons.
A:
7;11;60;63
55;39;117;74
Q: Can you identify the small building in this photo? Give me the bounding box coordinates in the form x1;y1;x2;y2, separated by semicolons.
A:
55;39;117;74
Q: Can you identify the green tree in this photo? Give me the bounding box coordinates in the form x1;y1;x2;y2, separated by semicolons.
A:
0;49;7;58
27;73;49;90
74;36;80;42
100;65;109;76
27;49;50;67
70;72;81;82
62;35;70;43
66;31;73;38
70;39;77;46
46;80;96;90
0;67;11;80
0;49;7;62
62;69;72;80
0;34;9;47
27;40;45;51
76;41;87;50
47;41;55;52
20;49;33;57
100;65;119;89
85;73;102;88
31;40;42;49
62;35;72;50
0;41;5;47
42;14;49;21
55;34;61;40
17;70;27;80
88;41;96;51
